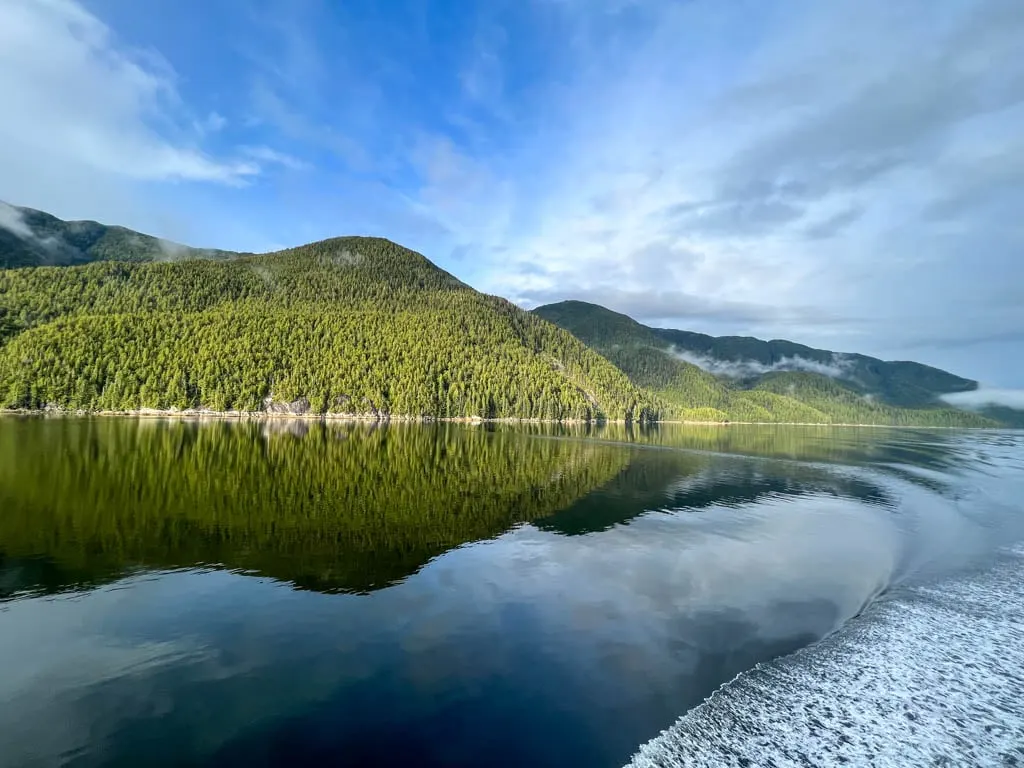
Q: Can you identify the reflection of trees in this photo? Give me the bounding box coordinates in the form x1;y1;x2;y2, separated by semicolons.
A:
0;418;629;598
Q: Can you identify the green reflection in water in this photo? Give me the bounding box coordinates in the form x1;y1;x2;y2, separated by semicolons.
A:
0;417;631;597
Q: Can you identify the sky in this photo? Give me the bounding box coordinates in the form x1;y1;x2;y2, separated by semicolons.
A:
0;0;1022;386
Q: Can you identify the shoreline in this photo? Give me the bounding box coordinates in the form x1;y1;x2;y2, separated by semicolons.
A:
0;408;994;430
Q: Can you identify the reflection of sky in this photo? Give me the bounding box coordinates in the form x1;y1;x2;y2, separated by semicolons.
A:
1;449;1021;768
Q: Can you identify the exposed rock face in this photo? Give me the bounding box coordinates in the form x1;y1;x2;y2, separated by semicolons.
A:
263;396;311;415
261;420;311;439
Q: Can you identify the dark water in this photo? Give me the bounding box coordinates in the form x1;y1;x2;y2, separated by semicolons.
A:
0;418;1021;768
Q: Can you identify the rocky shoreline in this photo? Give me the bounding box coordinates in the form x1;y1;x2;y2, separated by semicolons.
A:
0;407;979;429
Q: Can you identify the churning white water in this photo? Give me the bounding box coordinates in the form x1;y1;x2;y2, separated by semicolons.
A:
629;548;1024;767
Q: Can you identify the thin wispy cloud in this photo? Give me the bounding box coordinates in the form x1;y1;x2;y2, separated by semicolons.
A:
943;388;1024;411
240;145;309;172
670;350;855;381
0;201;34;239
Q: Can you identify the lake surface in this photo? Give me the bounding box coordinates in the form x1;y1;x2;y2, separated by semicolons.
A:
1;418;1022;767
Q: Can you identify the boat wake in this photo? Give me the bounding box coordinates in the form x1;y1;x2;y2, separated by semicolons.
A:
628;546;1024;767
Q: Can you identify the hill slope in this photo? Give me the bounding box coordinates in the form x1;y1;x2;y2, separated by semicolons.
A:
0;203;236;268
533;301;995;427
650;326;976;407
0;229;658;421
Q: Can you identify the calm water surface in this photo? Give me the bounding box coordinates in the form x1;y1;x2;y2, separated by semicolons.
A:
1;418;1022;767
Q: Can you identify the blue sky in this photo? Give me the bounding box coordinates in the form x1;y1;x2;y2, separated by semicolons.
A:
1;0;1022;387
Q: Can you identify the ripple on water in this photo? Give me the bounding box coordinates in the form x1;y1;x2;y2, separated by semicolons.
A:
629;547;1024;768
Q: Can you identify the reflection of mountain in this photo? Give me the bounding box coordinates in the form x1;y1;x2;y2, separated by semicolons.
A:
0;419;630;598
537;448;893;536
531;422;971;535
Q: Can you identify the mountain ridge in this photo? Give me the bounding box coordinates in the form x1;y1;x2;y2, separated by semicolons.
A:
532;300;998;427
534;300;977;403
0;213;658;421
0;204;1009;426
0;202;243;268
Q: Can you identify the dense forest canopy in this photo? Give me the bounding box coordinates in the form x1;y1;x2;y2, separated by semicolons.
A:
0;236;658;421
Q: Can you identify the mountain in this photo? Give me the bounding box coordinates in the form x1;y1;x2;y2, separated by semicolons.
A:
648;327;976;407
0;213;658;421
533;301;996;427
0;203;237;268
0;205;1004;426
973;405;1024;429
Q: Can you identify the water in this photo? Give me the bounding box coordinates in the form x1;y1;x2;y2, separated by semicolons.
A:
0;418;1021;767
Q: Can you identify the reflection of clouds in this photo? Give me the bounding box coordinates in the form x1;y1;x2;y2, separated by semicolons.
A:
0;489;900;766
0;585;211;768
436;492;902;648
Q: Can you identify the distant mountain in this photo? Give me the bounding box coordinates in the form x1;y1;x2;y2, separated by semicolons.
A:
533;301;996;427
0;202;237;268
0;208;656;421
649;327;976;407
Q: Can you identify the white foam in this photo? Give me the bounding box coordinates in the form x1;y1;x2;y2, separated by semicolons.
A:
628;547;1024;767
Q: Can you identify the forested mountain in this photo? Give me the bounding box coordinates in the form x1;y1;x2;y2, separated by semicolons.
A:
0;205;1004;426
0;230;657;420
0;203;236;268
649;326;976;407
533;301;996;427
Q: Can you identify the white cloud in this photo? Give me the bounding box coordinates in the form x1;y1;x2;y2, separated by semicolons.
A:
0;0;258;217
942;388;1024;411
402;0;1024;376
240;145;309;171
0;201;34;239
671;349;854;380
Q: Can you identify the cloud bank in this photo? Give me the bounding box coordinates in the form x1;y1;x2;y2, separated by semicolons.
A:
0;0;258;186
399;0;1024;383
942;388;1024;411
671;349;854;380
0;201;34;239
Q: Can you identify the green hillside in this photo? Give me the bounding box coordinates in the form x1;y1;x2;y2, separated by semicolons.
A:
0;203;237;268
0;205;1005;427
533;301;995;427
649;327;976;407
0;237;658;420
